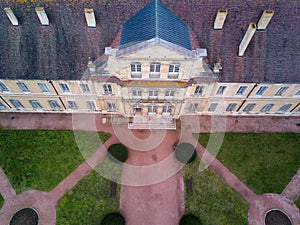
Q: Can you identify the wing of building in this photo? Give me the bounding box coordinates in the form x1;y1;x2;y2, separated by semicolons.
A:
0;0;299;129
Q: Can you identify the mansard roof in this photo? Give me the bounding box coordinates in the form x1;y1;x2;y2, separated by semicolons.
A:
119;0;192;50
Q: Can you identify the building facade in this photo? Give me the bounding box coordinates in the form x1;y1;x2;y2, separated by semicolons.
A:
0;0;299;129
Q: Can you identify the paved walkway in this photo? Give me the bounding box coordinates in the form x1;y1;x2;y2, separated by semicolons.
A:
0;112;299;225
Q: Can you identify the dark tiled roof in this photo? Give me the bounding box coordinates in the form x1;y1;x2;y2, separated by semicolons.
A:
120;0;192;50
0;0;299;83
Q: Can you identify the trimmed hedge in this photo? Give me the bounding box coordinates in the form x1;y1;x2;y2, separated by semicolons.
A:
107;144;128;163
101;212;125;225
175;143;197;164
180;214;202;225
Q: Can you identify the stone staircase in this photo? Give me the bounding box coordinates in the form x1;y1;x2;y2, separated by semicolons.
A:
128;115;176;130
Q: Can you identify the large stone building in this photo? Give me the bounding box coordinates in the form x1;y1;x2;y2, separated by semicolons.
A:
0;0;299;129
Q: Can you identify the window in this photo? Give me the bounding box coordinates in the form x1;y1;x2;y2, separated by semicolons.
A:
226;103;237;112
208;103;218;112
10;99;24;109
80;83;91;93
59;83;70;93
107;102;116;111
131;62;142;78
148;105;157;114
294;89;300;96
260;103;274;113
294;108;300;114
133;89;142;99
0;102;7;110
0;82;9;92
103;84;112;95
275;87;288;96
17;82;30;93
48;100;60;110
255;86;268;95
194;86;204;96
149;90;158;99
243;103;256;112
38;83;50;93
68;100;78;110
87;101;96;111
236;86;248;95
188;103;198;113
216;86;227;95
162;105;172;114
165;90;174;99
29;100;42;109
168;64;180;78
277;104;292;114
149;63;160;78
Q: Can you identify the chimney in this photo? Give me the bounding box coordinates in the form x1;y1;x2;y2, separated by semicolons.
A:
238;23;256;57
214;10;228;30
35;7;49;26
257;10;274;30
4;7;18;26
84;8;96;28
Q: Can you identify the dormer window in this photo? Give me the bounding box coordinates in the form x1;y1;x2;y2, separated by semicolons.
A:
59;83;71;93
194;86;204;96
150;63;160;78
17;82;30;93
0;82;10;92
131;62;142;78
168;64;180;78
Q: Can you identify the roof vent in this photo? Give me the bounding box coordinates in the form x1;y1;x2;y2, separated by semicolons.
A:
213;59;222;73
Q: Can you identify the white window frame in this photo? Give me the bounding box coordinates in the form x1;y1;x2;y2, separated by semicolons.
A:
107;102;116;112
260;103;274;113
162;105;172;115
132;89;142;99
68;100;78;110
243;103;256;112
80;83;91;94
29;100;43;109
149;90;158;99
168;64;180;78
148;105;157;115
130;62;142;78
194;86;204;96
149;63;160;78
59;83;71;93
226;103;237;112
87;101;96;111
48;100;60;110
188;103;198;113
277;104;292;114
103;84;112;95
235;86;248;95
216;86;227;95
294;89;300;96
208;103;218;112
0;81;10;92
10;99;24;109
17;82;30;93
274;86;288;96
38;83;50;93
255;86;268;96
165;90;175;99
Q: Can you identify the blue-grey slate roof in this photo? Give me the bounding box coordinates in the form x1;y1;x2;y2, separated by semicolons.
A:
120;0;192;50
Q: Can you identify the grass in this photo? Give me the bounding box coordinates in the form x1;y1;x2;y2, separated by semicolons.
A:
184;158;249;225
185;133;300;225
56;170;120;225
0;129;116;224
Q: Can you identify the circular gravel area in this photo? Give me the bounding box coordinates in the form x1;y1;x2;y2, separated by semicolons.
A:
265;210;292;225
9;208;38;225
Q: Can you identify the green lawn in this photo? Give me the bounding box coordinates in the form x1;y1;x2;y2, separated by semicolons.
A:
0;130;118;224
184;133;300;225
